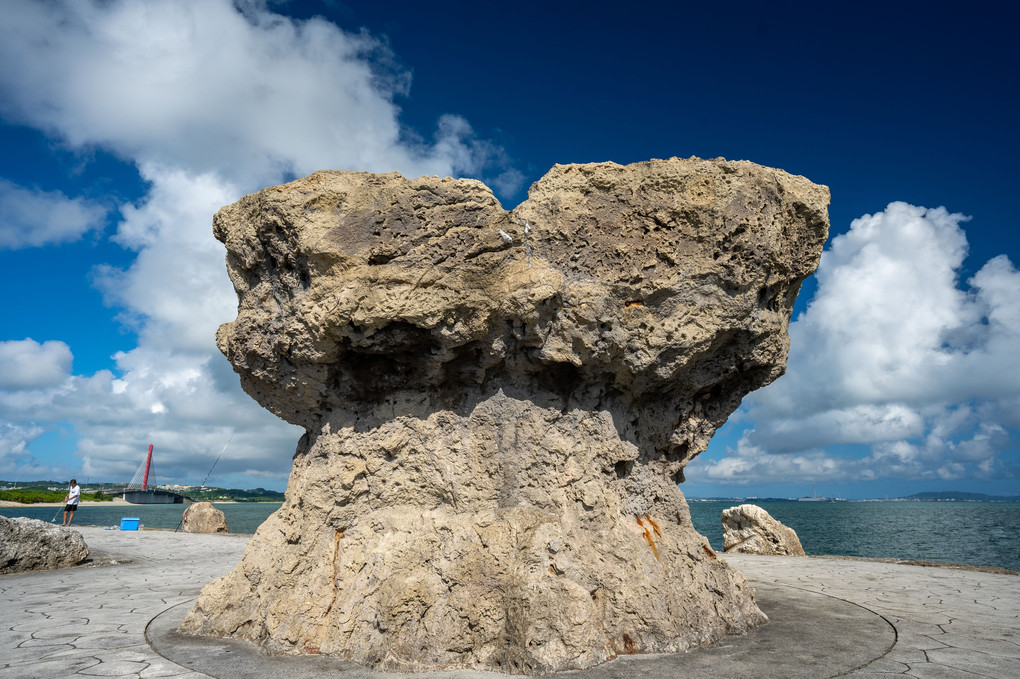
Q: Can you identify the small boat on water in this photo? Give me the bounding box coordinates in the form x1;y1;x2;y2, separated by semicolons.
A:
123;444;183;504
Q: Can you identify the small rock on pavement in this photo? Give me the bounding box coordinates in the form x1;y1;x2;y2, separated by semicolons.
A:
722;504;806;556
0;515;90;573
181;502;229;534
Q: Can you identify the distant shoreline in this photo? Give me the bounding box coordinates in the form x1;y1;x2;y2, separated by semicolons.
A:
0;498;282;508
0;497;132;508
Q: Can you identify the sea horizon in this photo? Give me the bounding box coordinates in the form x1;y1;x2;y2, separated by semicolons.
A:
4;498;1018;572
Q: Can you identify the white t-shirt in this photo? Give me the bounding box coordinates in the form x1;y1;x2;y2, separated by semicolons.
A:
67;484;80;505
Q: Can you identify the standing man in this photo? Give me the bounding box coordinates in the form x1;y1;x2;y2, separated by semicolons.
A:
62;479;81;526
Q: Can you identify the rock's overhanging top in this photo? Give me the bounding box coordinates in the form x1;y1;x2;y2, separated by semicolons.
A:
183;157;829;673
216;157;827;464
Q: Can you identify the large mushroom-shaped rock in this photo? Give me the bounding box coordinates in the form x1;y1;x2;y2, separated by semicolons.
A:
722;504;806;556
181;502;230;534
0;516;90;574
180;157;828;673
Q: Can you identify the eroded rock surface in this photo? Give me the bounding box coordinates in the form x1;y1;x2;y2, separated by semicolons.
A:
180;157;829;673
0;516;90;574
181;502;230;534
722;504;806;556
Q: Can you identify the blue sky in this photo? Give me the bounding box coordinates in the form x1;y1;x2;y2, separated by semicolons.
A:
0;0;1017;497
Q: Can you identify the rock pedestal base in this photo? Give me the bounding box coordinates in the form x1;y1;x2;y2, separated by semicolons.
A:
181;390;765;673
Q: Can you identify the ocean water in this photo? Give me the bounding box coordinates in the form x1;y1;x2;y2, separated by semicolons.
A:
0;502;280;535
4;499;1018;571
689;500;1020;571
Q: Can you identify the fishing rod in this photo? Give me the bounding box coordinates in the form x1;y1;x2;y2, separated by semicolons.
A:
200;433;233;490
175;433;233;532
51;481;72;523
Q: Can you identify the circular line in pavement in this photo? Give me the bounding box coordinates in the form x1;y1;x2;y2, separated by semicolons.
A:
147;582;894;679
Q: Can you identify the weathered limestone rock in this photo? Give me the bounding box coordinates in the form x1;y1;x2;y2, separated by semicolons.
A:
722;504;806;556
181;502;230;534
180;157;828;673
0;516;90;574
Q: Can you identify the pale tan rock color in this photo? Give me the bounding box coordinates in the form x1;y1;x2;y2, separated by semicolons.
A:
0;516;90;573
180;157;829;673
722;504;806;556
181;502;229;534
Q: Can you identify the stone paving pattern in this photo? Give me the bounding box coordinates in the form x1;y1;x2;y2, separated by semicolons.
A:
1;526;1017;678
1;527;247;679
725;554;1020;678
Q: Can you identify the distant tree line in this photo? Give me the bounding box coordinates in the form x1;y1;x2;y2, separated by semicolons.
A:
0;480;285;503
0;489;113;504
185;487;285;502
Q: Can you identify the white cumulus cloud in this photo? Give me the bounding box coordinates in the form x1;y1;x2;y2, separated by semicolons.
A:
0;0;505;187
692;202;1019;486
0;180;107;249
0;422;51;477
0;339;74;390
93;164;240;353
0;0;517;486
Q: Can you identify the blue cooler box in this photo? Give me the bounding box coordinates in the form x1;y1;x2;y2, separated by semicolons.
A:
120;517;140;531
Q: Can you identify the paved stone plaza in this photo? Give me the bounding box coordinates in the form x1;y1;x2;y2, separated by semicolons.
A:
1;526;1017;678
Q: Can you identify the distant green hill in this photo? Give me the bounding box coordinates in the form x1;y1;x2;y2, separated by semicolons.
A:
185;487;285;502
0;480;285;503
0;488;113;503
905;491;1015;502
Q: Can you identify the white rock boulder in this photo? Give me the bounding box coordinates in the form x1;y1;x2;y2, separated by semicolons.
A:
722;504;806;556
181;502;229;534
0;516;90;573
